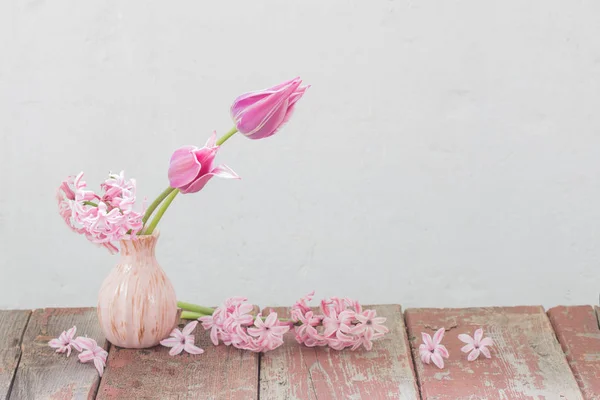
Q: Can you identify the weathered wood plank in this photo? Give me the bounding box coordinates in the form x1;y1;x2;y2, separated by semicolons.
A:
405;306;583;399
0;310;31;399
259;304;419;400
10;308;107;400
548;306;600;399
97;317;259;400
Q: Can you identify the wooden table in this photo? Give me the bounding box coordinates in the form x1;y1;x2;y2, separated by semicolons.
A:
0;304;598;399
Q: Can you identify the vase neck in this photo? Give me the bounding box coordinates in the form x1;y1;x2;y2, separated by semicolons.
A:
119;232;159;262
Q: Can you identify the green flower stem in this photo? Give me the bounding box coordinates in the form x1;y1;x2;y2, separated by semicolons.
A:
83;201;98;207
177;300;300;324
143;188;179;235
142;187;175;228
181;311;207;320
177;301;215;315
216;126;238;146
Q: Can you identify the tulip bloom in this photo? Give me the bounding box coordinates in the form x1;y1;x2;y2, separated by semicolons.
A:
231;77;309;140
168;132;239;194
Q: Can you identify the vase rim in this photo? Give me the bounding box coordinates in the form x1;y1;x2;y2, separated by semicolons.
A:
121;229;160;242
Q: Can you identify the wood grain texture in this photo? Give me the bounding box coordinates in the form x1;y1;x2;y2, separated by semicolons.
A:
259;304;419;400
0;310;31;399
10;308;107;400
97;316;259;399
405;306;583;400
548;306;600;399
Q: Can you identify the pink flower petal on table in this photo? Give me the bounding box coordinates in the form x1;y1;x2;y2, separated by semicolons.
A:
480;346;492;358
432;328;445;345
437;344;449;358
461;343;475;353
468;348;481;361
169;343;185;356
421;332;434;349
159;337;182;347
458;333;474;344
182;321;198;336
431;352;445;369
93;358;106;377
184;337;204;355
474;328;483;343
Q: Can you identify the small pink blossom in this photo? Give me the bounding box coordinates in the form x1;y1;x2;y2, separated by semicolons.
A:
48;326;82;357
291;290;315;316
458;328;494;361
351;310;389;341
77;338;108;377
247;313;290;351
322;309;354;338
168;132;239;194
419;328;449;369
160;321;204;356
292;310;321;344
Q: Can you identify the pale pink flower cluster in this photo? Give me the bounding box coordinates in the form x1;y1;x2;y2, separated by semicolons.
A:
199;297;290;352
57;171;144;253
291;292;389;351
48;326;108;376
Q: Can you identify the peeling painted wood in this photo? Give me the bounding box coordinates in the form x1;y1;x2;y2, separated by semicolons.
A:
548;306;600;399
0;310;31;399
405;306;583;399
97;316;259;400
260;304;419;400
10;308;106;400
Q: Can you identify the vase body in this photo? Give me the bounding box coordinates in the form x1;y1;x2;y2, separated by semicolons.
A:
97;231;177;348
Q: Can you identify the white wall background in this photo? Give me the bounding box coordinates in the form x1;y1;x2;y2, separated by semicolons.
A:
1;1;599;310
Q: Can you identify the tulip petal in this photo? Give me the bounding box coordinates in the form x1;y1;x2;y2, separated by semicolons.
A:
180;166;239;194
168;146;201;189
205;131;217;148
236;79;302;138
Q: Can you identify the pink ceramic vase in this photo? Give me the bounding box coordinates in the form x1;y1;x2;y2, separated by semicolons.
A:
97;231;178;348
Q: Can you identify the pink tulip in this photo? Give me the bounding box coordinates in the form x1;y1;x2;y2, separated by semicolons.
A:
168;132;239;194
231;77;309;140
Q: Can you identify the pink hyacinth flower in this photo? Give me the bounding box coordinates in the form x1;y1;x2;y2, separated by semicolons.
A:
77;338;108;376
351;310;389;338
231;77;309;140
247;313;290;351
48;326;82;357
160;321;204;356
419;328;450;369
458;328;494;361
168;132;239;194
